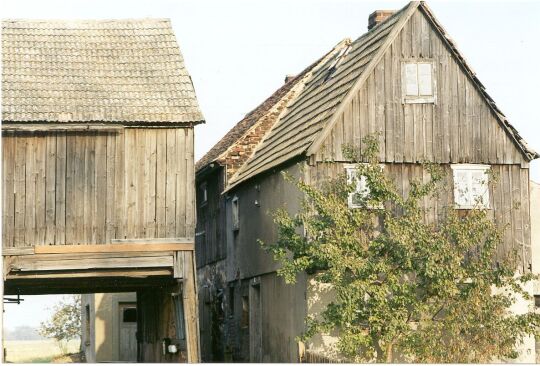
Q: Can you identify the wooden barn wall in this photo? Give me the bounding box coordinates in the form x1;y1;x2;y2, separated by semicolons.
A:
315;9;526;166
308;162;532;272
2;128;195;248
195;168;226;268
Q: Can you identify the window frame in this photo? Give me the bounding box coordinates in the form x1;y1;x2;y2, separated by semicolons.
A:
344;163;384;209
231;196;240;231
450;164;491;210
401;59;437;104
199;181;208;207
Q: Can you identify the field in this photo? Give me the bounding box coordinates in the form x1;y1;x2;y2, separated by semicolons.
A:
4;339;81;363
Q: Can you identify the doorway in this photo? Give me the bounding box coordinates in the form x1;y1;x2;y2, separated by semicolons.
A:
118;303;137;362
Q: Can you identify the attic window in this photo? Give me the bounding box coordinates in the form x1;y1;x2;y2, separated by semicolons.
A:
451;164;490;209
401;60;436;104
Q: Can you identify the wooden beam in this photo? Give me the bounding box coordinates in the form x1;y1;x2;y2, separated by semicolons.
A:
34;242;194;254
6;268;172;280
2;123;124;132
11;255;174;272
2;247;34;256
111;237;193;244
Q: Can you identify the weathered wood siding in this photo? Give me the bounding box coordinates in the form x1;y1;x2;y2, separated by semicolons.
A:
315;9;527;166
308;162;532;272
2;128;195;247
195;169;226;268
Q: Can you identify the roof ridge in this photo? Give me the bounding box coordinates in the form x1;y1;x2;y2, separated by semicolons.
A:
2;18;171;23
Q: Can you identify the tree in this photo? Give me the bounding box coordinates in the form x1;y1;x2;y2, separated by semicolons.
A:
261;136;540;363
39;295;81;354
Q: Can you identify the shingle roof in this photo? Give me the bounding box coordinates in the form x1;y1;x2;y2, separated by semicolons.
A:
226;1;538;190
2;19;204;124
195;39;350;175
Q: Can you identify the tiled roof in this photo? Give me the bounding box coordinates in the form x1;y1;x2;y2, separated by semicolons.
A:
2;19;204;124
196;39;351;177
227;3;412;188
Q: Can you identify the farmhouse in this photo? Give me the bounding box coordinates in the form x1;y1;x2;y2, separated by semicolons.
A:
195;1;539;362
2;19;203;362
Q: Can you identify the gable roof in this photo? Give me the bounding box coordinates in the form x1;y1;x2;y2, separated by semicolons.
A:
225;1;538;190
196;38;351;177
2;19;204;124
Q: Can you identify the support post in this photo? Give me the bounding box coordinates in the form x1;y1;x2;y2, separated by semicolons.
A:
181;251;200;363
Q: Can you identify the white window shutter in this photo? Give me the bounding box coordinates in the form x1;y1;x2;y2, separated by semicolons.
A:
404;63;419;96
470;170;489;207
454;170;470;207
417;63;433;96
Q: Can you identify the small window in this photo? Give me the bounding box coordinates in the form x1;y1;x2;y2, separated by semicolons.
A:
451;164;490;209
231;196;239;231
344;164;383;209
402;60;436;104
199;182;207;207
122;307;137;323
241;295;249;329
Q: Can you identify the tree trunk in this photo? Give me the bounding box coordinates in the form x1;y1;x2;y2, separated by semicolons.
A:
386;342;394;363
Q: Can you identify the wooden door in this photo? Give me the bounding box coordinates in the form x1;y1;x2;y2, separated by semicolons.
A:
119;303;137;362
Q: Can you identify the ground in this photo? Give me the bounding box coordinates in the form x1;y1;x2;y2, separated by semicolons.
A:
4;339;81;363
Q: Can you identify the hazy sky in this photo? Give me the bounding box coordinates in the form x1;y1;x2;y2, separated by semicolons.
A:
3;0;540;328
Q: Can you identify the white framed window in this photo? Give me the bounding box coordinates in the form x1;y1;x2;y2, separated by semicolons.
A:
199;182;207;207
231;196;239;231
401;60;436;104
451;164;490;209
344;164;383;209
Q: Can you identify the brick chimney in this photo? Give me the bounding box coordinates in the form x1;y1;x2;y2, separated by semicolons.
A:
368;10;395;30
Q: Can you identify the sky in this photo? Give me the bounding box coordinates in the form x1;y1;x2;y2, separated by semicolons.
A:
2;0;540;328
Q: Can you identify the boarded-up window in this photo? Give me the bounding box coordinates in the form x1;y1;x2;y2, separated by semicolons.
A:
344;164;384;209
451;164;490;209
199;182;207;207
402;61;436;103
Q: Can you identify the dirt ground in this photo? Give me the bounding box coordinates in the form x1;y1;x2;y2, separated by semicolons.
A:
51;352;85;363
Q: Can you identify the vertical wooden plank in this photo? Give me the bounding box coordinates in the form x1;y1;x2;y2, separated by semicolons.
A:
105;132;116;243
45;133;56;245
156;130;167;238
114;130;126;239
375;62;385;161
55;132;67;245
521;168;532;272
34;134;46;245
95;132;107;244
146;129;157;239
176;129;187;238
391;40;403;163
24;136;36;246
384;46;394;162
126;130;138;238
137;129;146;237
166;129;177;237
186;129;195;237
84;133;95;244
3;134;15;247
72;133;85;244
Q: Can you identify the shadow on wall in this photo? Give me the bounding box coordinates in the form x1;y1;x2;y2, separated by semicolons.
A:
93;293;137;362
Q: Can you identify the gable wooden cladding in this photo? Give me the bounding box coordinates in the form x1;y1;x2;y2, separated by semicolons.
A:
307;162;532;272
314;9;527;166
2;128;195;248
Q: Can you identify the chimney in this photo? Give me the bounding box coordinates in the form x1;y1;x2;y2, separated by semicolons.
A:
284;74;296;84
368;10;395;30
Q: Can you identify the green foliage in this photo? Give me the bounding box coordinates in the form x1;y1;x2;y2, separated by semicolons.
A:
260;135;540;363
39;295;81;354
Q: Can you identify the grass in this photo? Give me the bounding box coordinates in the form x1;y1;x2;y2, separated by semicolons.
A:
4;339;81;363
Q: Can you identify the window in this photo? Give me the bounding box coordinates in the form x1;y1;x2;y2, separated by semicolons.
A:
451;164;490;209
402;60;436;103
199;182;207;207
231;196;239;231
344;164;383;209
122;307;137;323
